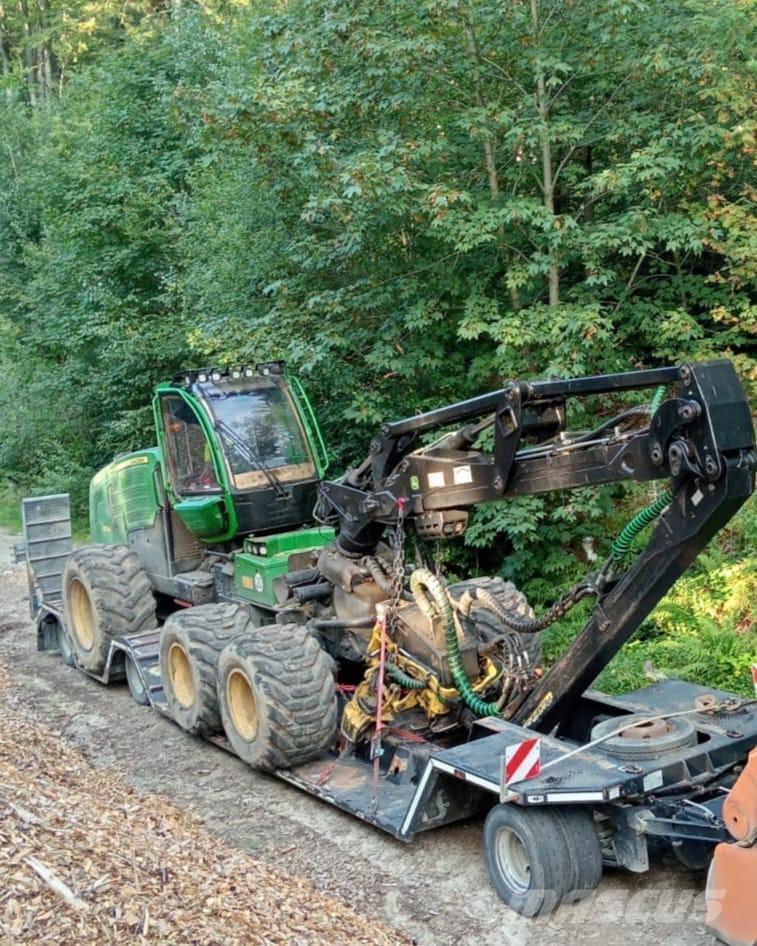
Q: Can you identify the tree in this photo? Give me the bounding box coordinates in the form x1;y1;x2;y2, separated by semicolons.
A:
0;0;753;595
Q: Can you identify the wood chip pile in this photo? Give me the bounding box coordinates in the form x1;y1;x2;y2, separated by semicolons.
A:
0;661;411;946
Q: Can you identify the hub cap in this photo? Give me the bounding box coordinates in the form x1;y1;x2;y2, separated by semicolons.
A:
227;668;258;741
619;718;672;741
168;643;194;709
495;828;531;893
69;578;95;651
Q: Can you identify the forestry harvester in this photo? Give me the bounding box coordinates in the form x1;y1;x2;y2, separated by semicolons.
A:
20;358;757;917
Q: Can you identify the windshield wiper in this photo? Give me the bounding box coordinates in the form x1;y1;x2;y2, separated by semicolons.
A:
216;420;289;499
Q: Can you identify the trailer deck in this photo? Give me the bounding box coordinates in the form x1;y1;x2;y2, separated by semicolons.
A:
20;488;757;912
90;628;757;847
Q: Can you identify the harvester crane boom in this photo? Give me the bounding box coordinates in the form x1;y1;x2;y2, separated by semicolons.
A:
318;360;755;732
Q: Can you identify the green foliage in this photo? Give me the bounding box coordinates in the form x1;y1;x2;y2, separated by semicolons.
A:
543;504;756;696
0;488;23;532
0;0;754;693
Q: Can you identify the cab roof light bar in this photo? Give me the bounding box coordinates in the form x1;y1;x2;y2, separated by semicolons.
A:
171;361;286;386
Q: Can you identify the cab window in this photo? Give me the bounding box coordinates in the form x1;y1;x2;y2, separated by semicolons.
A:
204;380;316;490
160;396;220;494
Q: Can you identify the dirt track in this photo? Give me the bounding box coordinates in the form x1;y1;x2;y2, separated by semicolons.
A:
0;528;717;946
0;668;411;945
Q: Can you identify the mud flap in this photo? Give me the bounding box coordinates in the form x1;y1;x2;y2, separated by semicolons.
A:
608;808;650;872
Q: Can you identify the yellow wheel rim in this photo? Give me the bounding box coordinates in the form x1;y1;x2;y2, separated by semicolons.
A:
227;668;258;741
69;578;95;651
168;642;194;709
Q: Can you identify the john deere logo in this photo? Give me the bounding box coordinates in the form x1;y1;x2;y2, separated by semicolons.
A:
254;573;264;592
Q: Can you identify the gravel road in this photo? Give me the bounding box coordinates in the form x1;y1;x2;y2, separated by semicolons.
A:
0;528;717;946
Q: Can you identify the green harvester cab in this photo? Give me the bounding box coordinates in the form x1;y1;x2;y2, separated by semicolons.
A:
88;362;333;610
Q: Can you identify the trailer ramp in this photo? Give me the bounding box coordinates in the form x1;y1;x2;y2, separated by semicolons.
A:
21;494;72;616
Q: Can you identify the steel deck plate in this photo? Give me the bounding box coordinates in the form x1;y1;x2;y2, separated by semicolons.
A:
277;756;425;839
432;680;757;804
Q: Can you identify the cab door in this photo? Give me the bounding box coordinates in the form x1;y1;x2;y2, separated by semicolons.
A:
155;390;232;541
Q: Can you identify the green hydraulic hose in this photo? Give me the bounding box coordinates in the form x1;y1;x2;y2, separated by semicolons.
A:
608;385;671;564
410;569;500;717
610;488;674;565
648;384;666;415
386;661;427;690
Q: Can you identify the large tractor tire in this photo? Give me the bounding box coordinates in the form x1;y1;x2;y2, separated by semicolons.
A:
159;603;249;737
450;576;541;669
62;544;156;674
218;623;337;771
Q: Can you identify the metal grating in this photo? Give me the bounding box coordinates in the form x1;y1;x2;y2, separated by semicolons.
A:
22;494;73;607
170;507;203;563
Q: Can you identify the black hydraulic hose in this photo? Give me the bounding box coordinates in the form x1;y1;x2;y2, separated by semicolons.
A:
571;405;649;445
472;581;596;635
311;616;375;630
285;566;320;587
364;557;394;595
572;384;665;446
292;582;333;603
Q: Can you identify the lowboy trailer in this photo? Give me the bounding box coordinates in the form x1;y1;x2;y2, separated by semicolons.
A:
17;358;757;917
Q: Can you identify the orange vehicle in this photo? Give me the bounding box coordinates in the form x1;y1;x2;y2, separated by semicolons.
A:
706;749;757;946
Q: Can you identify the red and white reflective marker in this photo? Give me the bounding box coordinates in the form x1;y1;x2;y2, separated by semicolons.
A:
504;737;542;786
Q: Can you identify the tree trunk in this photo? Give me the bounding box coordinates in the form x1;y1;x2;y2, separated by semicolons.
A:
0;32;12;102
530;0;559;306
0;3;11;80
18;0;37;106
36;0;56;100
583;147;594;223
463;14;521;312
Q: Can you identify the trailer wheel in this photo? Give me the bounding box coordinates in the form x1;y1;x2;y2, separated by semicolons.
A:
552;807;603;901
483;804;573;916
218;623;337;771
62;545;156;673
160;604;249;736
673;839;713;871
